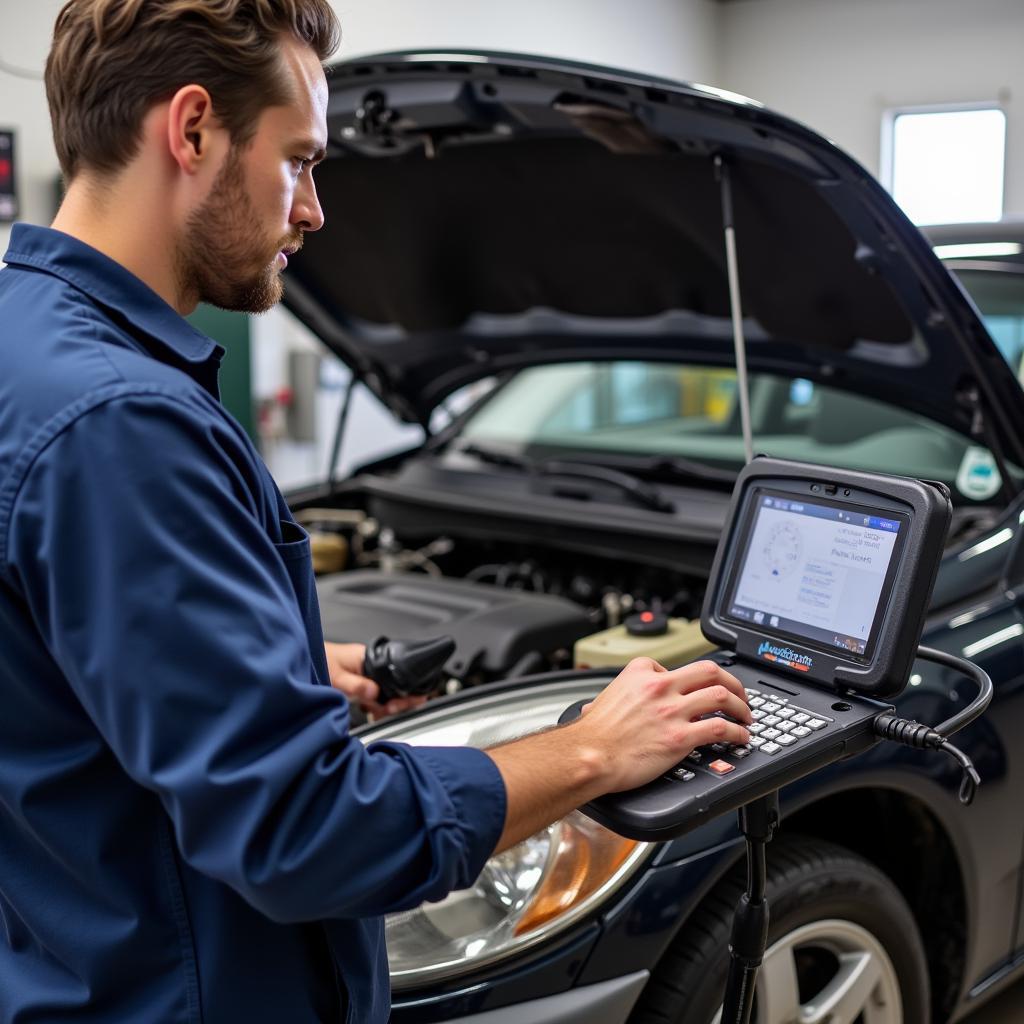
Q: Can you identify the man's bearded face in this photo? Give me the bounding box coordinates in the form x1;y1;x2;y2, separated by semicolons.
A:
177;146;300;314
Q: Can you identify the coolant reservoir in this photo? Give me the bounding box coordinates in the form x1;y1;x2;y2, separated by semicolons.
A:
309;531;348;574
574;616;715;670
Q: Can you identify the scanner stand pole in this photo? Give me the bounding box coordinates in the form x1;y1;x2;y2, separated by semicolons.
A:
720;791;781;1024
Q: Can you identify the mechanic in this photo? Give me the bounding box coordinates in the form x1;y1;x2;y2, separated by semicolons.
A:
0;2;752;1021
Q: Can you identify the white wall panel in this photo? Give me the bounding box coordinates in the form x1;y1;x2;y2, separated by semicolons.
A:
717;0;1024;215
330;0;720;84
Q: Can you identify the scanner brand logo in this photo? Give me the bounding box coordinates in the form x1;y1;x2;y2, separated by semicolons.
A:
757;641;813;672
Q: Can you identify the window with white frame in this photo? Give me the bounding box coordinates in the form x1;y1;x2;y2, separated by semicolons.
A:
882;106;1006;226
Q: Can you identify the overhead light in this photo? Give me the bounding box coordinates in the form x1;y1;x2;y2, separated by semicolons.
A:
934;242;1023;259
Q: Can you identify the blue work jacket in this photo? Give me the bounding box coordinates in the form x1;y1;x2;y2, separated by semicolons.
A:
0;224;506;1023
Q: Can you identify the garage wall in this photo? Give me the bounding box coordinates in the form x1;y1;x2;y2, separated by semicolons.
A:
717;0;1024;216
330;0;720;83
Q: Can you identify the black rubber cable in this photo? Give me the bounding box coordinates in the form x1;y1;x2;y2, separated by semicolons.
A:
916;644;993;737
872;645;992;805
941;741;981;805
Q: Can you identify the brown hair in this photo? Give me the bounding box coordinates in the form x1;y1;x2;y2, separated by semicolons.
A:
45;0;340;180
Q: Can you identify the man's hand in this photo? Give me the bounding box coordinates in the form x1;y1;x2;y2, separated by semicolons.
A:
323;641;428;719
574;657;751;794
486;657;751;851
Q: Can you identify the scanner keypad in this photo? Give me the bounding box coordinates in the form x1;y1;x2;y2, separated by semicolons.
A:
668;687;833;781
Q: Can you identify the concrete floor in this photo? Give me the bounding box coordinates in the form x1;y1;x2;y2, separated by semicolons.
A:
963;979;1024;1023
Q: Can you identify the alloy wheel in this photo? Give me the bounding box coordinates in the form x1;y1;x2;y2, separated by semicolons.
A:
711;918;903;1024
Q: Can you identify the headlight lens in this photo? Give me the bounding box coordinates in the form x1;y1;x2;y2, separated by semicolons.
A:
357;677;653;989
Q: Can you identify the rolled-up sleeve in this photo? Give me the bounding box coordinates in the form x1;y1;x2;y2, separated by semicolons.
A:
5;387;507;923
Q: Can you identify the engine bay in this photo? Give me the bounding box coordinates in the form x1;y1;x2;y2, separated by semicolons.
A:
298;458;995;695
301;502;712;689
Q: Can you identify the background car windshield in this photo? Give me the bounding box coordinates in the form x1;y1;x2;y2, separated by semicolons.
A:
460;361;1007;501
953;268;1024;383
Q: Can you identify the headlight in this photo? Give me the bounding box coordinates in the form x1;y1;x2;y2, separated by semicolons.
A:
357;677;653;989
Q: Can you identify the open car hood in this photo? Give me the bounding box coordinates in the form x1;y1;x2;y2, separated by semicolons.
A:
283;51;1024;466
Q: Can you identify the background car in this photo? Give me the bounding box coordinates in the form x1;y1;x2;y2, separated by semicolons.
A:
282;52;1024;1024
926;220;1024;384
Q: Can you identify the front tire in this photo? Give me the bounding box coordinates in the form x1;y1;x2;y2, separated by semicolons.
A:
630;836;930;1024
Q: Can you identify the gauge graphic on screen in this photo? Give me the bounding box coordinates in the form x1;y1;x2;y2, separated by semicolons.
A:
762;521;803;577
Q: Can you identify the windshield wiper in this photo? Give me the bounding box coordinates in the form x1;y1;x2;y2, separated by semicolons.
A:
538;459;675;512
458;443;529;471
457;444;674;513
636;454;737;486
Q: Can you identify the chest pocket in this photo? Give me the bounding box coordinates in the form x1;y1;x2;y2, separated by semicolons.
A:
274;519;330;687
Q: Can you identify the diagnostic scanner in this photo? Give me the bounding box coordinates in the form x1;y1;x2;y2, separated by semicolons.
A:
561;456;953;841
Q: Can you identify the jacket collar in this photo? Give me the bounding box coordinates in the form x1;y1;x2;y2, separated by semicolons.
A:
3;223;221;365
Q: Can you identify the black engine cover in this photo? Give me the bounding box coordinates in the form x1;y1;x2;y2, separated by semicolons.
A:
316;570;592;678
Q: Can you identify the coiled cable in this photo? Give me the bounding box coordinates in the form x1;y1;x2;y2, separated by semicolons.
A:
872;645;992;805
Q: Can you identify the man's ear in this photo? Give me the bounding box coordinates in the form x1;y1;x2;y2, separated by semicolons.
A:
166;85;220;174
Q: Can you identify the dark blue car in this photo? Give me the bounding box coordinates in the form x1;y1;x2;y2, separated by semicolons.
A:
283;51;1024;1024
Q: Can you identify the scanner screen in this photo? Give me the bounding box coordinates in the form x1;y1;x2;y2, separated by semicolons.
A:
727;493;903;657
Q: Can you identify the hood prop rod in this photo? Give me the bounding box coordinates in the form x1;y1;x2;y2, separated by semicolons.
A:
715;155;754;465
327;372;360;490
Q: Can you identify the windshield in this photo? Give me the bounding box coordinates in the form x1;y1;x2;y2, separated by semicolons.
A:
460;361;1008;503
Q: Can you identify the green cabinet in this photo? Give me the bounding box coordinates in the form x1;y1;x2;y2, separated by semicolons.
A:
186;305;256;443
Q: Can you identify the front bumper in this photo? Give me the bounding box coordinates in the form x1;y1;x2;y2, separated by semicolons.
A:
412;972;649;1024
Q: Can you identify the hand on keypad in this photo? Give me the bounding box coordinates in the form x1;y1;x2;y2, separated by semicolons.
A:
669;687;830;781
747;692;828;754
